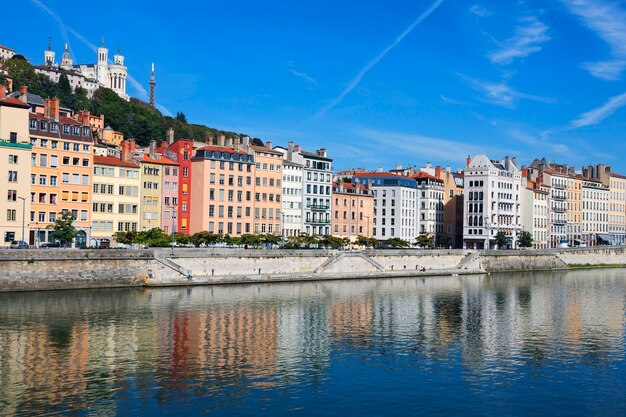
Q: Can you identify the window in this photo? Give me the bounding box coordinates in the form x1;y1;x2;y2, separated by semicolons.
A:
7;190;17;201
8;171;17;182
8;155;18;164
6;209;16;221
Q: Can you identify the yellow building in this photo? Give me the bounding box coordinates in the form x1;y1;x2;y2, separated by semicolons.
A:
91;155;140;246
251;144;283;235
29;98;93;247
101;125;124;146
139;154;163;230
0;92;32;246
567;175;582;246
607;173;626;245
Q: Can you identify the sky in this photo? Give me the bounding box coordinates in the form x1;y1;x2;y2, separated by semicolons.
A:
4;0;626;173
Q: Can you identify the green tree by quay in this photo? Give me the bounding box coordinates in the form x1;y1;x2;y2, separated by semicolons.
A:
414;233;434;249
385;238;411;248
48;211;77;247
517;231;534;248
495;232;509;249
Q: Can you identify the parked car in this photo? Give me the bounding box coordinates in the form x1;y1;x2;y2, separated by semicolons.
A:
41;241;61;248
9;240;29;249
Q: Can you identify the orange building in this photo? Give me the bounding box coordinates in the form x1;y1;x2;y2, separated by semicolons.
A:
28;98;93;246
251;142;283;235
190;140;255;235
332;179;374;240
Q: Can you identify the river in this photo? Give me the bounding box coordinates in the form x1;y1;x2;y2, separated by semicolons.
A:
0;269;625;416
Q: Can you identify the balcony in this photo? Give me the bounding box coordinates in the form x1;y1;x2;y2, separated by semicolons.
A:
553;207;566;213
307;218;331;225
552;194;566;201
309;204;330;211
553;183;566;190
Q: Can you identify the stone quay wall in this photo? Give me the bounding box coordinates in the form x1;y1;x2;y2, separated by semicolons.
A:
0;246;624;292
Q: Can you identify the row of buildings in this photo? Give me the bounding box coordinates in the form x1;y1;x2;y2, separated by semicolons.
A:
1;80;625;248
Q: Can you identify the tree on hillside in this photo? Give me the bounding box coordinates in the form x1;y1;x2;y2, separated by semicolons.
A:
176;111;187;123
517;231;534;248
48;211;77;247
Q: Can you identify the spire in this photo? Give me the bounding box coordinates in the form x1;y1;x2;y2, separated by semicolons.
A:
117;40;120;55
47;36;52;51
64;42;69;52
149;63;156;109
101;33;104;47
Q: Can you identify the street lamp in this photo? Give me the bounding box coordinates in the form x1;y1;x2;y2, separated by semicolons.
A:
363;215;370;248
17;197;25;243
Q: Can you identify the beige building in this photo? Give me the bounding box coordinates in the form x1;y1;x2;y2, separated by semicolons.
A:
91;155;140;246
521;182;549;249
567;175;583;246
607;173;626;245
332;179;374;241
0;92;32;246
582;179;609;246
251;143;283;235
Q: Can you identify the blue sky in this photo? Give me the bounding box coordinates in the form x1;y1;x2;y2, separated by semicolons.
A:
5;0;626;172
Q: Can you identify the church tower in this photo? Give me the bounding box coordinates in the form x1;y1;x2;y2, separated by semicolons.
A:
109;41;128;100
60;43;72;70
149;63;156;108
96;34;108;86
44;37;55;67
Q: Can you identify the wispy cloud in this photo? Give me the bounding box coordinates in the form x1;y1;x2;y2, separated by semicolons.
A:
560;0;626;80
488;16;550;65
126;74;148;99
440;95;471;106
570;90;626;127
353;127;510;165
470;4;492;18
286;64;318;88
156;104;173;117
315;0;445;119
509;129;571;156
460;75;556;108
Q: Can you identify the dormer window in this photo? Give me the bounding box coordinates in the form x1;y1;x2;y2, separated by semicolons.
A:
62;125;70;134
50;124;58;133
72;126;80;135
39;121;47;131
82;128;89;137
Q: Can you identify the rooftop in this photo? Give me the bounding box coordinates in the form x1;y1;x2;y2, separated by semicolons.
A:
94;155;138;168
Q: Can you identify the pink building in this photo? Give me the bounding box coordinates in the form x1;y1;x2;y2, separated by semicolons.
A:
160;159;179;235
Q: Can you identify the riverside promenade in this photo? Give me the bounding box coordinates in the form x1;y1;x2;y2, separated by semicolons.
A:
0;246;625;292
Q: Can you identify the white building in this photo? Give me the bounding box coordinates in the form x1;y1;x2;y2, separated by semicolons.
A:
463;155;523;249
413;172;444;238
354;172;418;242
0;44;15;62
35;37;129;100
275;142;332;236
582;179;609;245
281;158;304;237
521;185;549;249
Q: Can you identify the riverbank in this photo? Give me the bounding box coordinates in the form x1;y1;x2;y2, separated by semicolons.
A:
0;246;624;292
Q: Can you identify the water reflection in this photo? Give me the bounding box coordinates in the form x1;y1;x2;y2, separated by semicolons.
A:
0;270;625;416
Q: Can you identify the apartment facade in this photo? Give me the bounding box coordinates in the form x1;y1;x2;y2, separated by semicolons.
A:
582;179;609;246
28;100;93;247
0;93;32;246
331;179;374;241
354;172;418;242
252;144;283;235
161;161;179;235
301;148;333;236
190;144;255;236
607;173;626;245
463;155;522;249
281;159;304;238
162;138;194;234
412;172;444;238
91;155;140;245
139;155;163;231
521;184;549;249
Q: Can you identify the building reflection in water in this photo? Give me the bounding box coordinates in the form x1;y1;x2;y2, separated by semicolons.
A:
0;270;624;415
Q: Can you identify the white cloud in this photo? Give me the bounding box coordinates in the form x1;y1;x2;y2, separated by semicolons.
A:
460;75;555;108
315;0;445;119
470;4;492;17
571;90;626;127
560;0;626;80
488;16;550;65
287;66;318;87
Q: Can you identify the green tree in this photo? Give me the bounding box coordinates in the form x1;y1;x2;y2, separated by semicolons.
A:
517;231;534;248
112;230;137;245
176;111;187;123
385;238;410;248
135;228;171;247
172;232;190;245
261;234;281;246
240;234;262;248
189;231;222;247
435;234;453;249
48;211;77;247
495;231;509;249
413;233;434;249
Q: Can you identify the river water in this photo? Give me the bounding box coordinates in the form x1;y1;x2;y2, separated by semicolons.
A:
0;269;625;416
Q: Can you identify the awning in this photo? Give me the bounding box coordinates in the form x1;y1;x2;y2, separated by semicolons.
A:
597;234;613;243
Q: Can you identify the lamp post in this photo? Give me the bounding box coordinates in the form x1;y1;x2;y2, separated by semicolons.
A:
17;197;25;243
363;215;370;248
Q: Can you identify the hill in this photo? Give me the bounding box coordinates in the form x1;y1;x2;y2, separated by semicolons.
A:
1;57;239;146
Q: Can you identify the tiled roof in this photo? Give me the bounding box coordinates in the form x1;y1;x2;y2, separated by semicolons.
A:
0;45;14;51
353;172;400;178
300;150;332;161
332;181;368;191
410;172;443;182
197;145;249;155
94;155;138;168
0;97;29;108
140;154;178;165
250;144;284;155
608;172;626;180
7;91;45;107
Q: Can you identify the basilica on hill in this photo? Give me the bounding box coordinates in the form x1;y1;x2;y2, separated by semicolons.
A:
35;35;129;100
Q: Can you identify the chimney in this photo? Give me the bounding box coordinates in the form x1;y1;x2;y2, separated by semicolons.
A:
354;177;360;194
149;140;157;159
166;127;174;145
396;163;402;170
435;166;442;178
44;98;60;121
446;166;451;173
294;144;301;152
466;155;471;167
234;137;240;152
287;140;294;161
19;85;28;103
606;166;611;173
426;162;432;169
317;148;327;157
217;134;225;147
0;84;6;100
265;141;273;149
504;156;511;170
226;137;233;148
121;139;137;162
377;166;383;173
512;156;517;167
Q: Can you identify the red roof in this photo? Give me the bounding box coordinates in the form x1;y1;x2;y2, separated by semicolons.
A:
332;181;368;191
198;145;248;155
140;154;178;165
94;155;138;168
409;172;443;182
0;45;14;52
608;172;626;180
0;97;29;108
250;144;283;155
